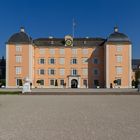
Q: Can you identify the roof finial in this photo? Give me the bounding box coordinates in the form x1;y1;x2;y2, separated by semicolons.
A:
20;27;25;32
114;26;118;32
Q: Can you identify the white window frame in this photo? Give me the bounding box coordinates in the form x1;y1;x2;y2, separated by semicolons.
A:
39;58;46;64
59;58;65;65
59;48;65;55
49;58;55;64
116;55;122;63
72;48;77;55
16;55;22;63
16;67;22;75
82;48;88;55
116;46;123;52
59;69;65;76
16;45;22;52
71;69;77;75
116;67;123;74
82;58;88;64
50;48;55;55
39;48;46;55
48;69;55;75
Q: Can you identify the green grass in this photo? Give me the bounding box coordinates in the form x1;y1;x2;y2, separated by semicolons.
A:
0;91;21;95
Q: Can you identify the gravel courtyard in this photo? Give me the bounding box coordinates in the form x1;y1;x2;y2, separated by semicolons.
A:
0;95;140;140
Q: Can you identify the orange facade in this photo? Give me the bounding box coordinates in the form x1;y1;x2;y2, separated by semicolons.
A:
6;27;132;88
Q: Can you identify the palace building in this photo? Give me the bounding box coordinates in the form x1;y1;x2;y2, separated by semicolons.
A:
6;27;132;88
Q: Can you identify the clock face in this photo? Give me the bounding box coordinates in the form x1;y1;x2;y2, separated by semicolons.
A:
65;39;72;46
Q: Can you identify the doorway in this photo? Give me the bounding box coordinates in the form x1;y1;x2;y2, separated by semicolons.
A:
71;79;78;88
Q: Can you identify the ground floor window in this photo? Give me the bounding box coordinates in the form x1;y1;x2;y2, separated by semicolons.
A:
60;79;64;86
16;79;23;86
50;79;55;86
116;78;121;85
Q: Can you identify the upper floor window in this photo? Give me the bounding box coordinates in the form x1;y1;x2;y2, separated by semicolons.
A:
59;48;65;55
71;69;77;75
39;58;46;64
59;69;65;76
116;46;123;52
16;45;22;52
71;58;77;64
48;69;55;75
116;55;122;63
50;48;55;55
39;48;46;55
93;58;99;64
39;69;45;75
16;56;22;63
49;58;55;64
59;58;65;65
93;68;99;76
72;48;77;55
116;67;123;74
82;48;88;55
16;67;22;74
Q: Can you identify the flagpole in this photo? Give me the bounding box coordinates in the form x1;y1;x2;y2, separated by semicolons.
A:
72;18;75;38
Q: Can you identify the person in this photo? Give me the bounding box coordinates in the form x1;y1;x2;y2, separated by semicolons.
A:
110;83;113;88
138;84;140;92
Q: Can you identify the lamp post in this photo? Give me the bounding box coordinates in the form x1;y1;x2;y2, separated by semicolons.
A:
138;78;140;92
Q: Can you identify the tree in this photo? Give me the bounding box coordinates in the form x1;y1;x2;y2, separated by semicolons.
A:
135;70;140;88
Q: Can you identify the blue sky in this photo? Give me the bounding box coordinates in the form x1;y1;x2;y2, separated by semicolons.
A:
0;0;140;58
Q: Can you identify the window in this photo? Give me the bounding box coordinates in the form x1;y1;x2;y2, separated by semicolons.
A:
48;69;55;75
117;46;122;52
116;67;123;74
16;67;22;74
116;55;122;63
16;56;22;63
60;79;64;85
82;58;88;64
49;58;55;64
39;69;45;75
59;58;65;65
39;48;45;55
60;69;65;76
93;68;99;76
72;48;77;55
40;80;44;85
16;45;22;52
93;58;99;64
71;58;77;64
82;69;88;76
39;58;46;64
82;48;88;55
50;48;55;55
16;79;22;86
116;78;121;85
60;48;65;55
71;69;77;75
50;79;55;86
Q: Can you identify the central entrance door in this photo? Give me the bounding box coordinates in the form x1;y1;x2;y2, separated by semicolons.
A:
71;79;78;88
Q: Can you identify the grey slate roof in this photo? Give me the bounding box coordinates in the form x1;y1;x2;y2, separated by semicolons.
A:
33;38;106;47
8;32;32;44
107;32;131;43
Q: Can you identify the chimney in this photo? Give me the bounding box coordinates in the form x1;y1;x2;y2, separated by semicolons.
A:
20;27;25;32
114;26;118;32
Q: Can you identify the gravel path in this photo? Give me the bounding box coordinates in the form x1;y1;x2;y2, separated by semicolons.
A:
0;95;140;140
